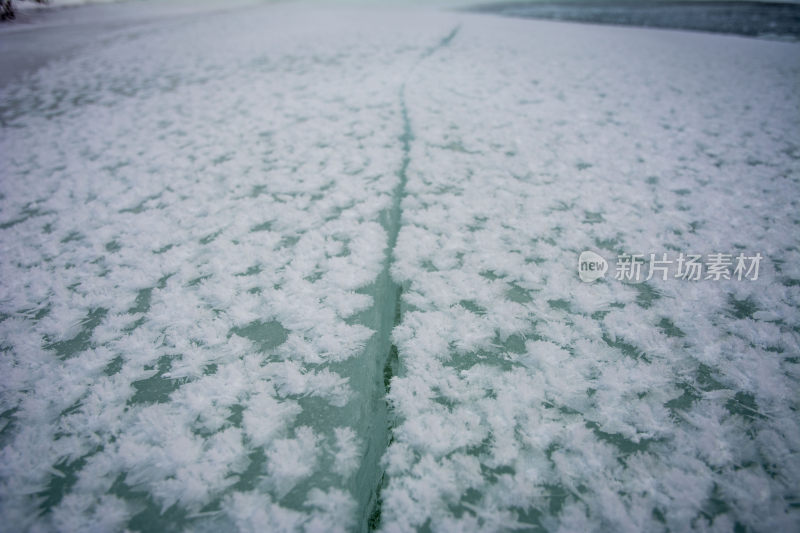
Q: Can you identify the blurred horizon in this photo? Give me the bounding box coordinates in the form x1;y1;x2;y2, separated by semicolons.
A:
11;0;800;8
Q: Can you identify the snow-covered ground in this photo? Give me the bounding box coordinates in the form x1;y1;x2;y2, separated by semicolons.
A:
0;2;799;532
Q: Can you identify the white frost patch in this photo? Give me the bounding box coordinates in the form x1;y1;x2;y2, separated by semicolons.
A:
267;427;320;498
332;427;362;479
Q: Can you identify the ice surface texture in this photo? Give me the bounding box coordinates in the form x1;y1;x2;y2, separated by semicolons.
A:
0;4;799;533
382;14;800;533
0;6;446;531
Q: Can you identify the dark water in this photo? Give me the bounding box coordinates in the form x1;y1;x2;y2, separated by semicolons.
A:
467;1;800;39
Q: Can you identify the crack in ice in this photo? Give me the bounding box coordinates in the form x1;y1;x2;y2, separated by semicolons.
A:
363;25;461;532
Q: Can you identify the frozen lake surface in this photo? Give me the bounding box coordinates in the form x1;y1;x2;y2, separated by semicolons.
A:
0;0;265;87
0;2;799;532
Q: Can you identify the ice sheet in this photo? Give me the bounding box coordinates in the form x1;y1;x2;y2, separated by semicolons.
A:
0;3;798;532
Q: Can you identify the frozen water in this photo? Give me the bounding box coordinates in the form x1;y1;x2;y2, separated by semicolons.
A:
0;0;267;87
0;5;455;530
381;13;800;533
0;2;799;532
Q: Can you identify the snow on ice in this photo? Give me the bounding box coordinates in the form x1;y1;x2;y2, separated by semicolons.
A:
0;2;798;532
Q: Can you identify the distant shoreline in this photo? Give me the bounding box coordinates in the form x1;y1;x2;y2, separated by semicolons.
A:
465;1;800;39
